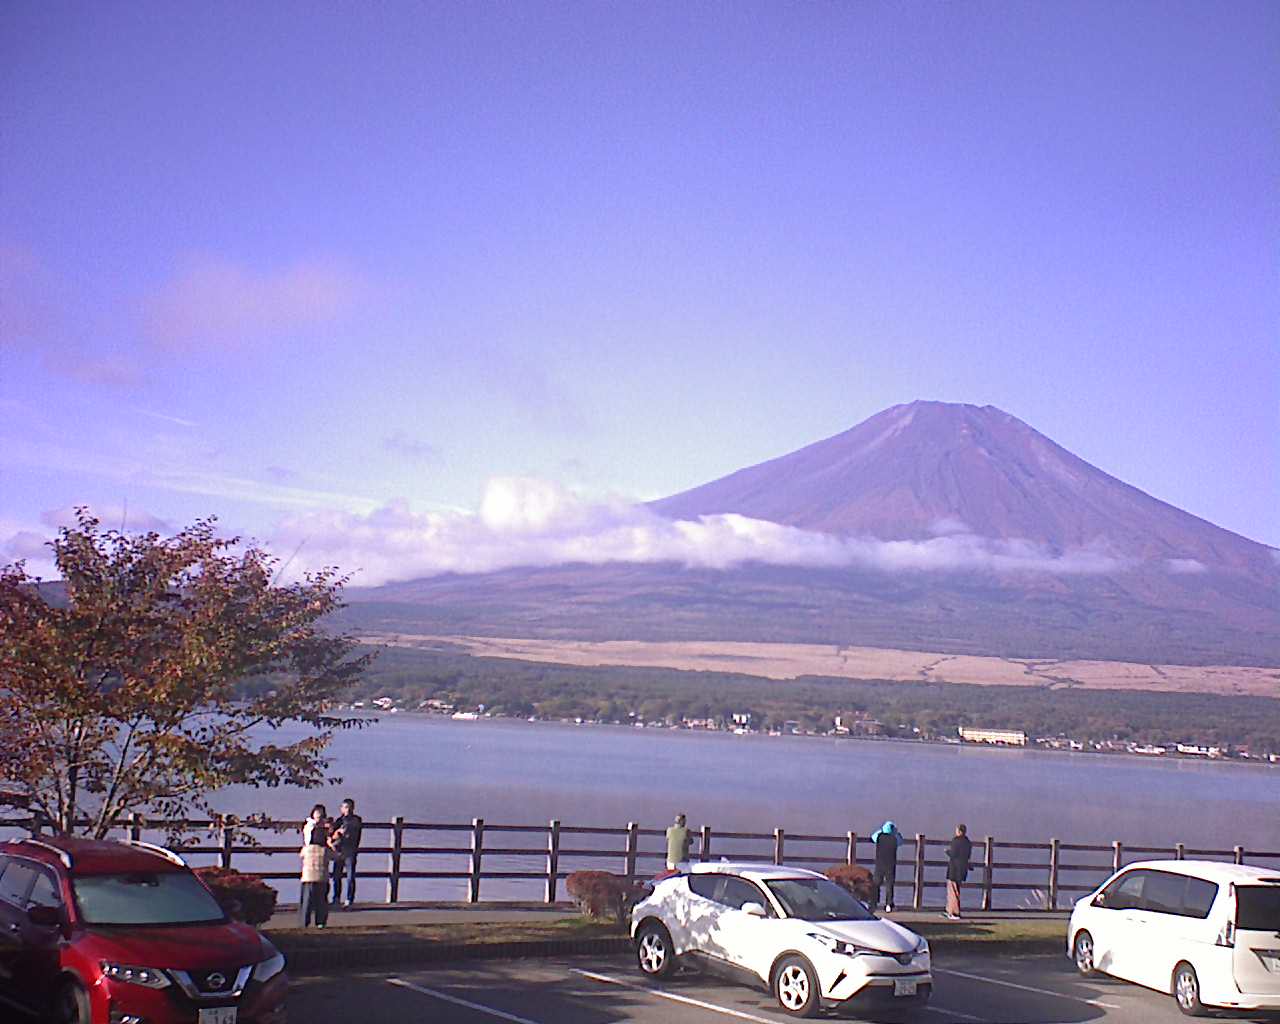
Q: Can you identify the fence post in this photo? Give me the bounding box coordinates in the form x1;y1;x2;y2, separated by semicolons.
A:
625;822;639;884
774;828;785;865
386;815;404;904
219;821;233;870
913;834;926;910
128;812;142;843
545;820;561;904
469;818;485;903
1048;838;1060;911
1175;842;1185;861
1112;840;1123;874
982;836;994;911
700;824;712;862
846;831;857;866
1234;845;1245;865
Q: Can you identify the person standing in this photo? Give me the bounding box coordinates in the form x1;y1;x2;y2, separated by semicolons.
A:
330;797;364;907
871;820;903;912
666;813;691;871
299;806;332;928
945;823;973;920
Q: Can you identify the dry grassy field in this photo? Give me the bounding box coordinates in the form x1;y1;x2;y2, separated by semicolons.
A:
361;633;1280;697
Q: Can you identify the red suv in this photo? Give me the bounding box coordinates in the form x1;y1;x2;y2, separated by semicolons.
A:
0;835;287;1024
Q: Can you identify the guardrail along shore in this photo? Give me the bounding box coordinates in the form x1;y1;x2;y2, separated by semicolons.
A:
4;816;1276;910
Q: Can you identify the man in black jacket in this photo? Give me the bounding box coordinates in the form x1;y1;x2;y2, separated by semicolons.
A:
871;820;902;912
945;823;973;919
330;797;363;907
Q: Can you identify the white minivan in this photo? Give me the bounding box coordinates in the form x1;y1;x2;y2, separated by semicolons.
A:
1068;859;1280;1015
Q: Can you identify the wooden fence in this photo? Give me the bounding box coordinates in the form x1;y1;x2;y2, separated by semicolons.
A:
5;815;1278;910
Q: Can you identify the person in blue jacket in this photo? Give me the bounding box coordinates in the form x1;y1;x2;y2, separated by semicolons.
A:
871;820;903;912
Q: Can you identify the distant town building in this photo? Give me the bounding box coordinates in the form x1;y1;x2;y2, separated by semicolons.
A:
958;726;1027;746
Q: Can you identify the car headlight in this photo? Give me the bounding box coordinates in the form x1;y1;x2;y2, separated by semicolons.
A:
100;962;170;989
807;932;878;957
253;951;287;983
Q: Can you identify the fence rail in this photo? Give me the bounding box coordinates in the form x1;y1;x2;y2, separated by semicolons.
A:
4;815;1277;910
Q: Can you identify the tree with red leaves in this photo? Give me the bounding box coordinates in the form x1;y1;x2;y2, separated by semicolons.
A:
0;509;372;838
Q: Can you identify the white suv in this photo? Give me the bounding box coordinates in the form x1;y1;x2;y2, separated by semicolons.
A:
1069;859;1280;1015
630;861;931;1018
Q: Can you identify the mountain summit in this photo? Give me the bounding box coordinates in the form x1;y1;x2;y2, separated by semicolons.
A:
348;401;1279;666
653;401;1274;574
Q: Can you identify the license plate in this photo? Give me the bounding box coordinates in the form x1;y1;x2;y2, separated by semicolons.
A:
894;978;918;997
198;1009;237;1024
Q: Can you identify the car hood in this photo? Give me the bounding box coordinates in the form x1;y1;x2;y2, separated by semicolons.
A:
808;918;920;955
82;921;267;968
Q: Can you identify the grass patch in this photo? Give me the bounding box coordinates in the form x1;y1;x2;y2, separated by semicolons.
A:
913;916;1067;947
266;917;621;952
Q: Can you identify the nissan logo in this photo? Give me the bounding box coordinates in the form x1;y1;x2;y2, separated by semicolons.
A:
206;972;227;989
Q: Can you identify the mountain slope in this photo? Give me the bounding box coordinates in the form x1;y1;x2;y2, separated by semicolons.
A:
346;401;1280;667
651;401;1275;574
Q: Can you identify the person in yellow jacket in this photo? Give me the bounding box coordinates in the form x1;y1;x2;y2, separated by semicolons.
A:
299;804;333;927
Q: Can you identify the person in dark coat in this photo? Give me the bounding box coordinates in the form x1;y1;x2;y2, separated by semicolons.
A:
945;823;974;919
871;820;903;912
330;797;364;907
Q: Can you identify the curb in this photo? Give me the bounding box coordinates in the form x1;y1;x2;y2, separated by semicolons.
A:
276;933;1067;975
277;935;633;974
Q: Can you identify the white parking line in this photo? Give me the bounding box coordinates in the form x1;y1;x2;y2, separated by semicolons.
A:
386;977;544;1024
923;1003;988;1022
572;968;781;1023
933;967;1122;1009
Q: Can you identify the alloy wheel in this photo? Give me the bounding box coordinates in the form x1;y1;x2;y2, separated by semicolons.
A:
1175;966;1198;1011
777;964;811;1010
638;930;667;973
1074;932;1094;975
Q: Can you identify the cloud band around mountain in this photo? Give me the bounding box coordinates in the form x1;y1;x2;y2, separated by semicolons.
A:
272;476;1130;586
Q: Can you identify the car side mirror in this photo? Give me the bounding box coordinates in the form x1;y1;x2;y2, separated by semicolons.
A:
1092;893;1106;908
742;902;767;918
28;905;61;928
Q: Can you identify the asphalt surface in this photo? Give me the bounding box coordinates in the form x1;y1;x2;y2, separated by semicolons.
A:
288;951;1280;1024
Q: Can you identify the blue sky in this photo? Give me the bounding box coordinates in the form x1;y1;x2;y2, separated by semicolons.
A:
2;1;1276;582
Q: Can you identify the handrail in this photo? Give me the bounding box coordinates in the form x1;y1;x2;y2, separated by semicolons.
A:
2;815;1271;911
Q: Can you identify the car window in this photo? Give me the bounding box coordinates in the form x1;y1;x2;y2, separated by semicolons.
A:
720;877;768;911
27;871;61;910
1182;877;1217;919
765;877;875;922
687;875;720;901
1237;886;1280;931
1101;870;1146;910
72;872;226;926
0;861;38;907
1142;871;1187;915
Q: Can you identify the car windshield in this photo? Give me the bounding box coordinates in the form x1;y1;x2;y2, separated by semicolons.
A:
765;877;876;922
1237;885;1280;931
73;872;226;926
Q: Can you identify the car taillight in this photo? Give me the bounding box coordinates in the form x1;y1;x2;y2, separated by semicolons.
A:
1215;920;1235;948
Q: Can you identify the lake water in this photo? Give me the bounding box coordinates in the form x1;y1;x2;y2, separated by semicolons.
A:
188;714;1279;905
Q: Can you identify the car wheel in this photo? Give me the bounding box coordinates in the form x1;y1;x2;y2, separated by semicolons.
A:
773;954;821;1018
635;920;676;979
1173;962;1207;1017
52;979;91;1024
1072;930;1095;976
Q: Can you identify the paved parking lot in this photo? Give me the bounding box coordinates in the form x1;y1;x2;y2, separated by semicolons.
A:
288;951;1280;1023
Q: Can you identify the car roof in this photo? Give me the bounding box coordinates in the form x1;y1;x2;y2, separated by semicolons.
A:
1121;859;1280;886
685;860;826;882
2;836;187;875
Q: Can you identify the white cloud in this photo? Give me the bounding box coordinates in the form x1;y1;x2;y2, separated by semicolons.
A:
271;477;1129;586
1166;558;1208;575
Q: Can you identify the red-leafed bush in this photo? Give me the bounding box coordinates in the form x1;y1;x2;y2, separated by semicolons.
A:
565;870;643;923
825;863;875;903
195;866;278;926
